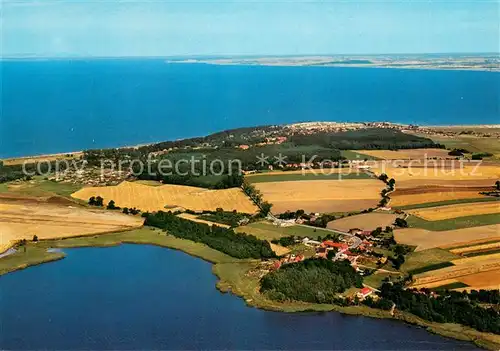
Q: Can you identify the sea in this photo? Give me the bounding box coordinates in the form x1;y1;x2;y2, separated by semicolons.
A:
1;59;499;158
0;244;479;350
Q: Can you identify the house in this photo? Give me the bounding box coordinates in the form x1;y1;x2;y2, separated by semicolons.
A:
238;144;250;150
348;228;362;234
322;241;349;251
272;261;282;270
357;287;373;300
358;230;372;237
302;237;321;247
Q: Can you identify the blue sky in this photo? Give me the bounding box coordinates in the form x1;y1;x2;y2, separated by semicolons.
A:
2;0;499;57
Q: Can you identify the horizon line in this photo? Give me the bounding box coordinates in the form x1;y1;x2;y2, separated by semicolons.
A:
1;52;499;60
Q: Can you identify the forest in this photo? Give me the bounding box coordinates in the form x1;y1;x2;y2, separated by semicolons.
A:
260;259;363;303
144;211;276;259
370;283;500;334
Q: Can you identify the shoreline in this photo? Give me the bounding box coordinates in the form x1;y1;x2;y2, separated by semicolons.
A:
1;228;498;350
2;123;499;162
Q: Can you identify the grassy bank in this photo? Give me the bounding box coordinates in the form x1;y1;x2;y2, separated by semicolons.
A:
1;228;498;350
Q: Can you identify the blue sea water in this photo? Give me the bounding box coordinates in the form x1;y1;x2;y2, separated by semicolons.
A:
0;244;479;350
1;59;499;158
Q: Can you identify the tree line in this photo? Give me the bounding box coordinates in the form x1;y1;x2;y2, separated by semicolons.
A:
366;282;500;334
144;211;276;259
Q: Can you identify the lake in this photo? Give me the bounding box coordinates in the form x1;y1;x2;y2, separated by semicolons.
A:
1;59;499;158
0;244;478;350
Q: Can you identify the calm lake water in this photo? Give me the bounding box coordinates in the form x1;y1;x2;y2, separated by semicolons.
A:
0;244;478;350
1;60;499;158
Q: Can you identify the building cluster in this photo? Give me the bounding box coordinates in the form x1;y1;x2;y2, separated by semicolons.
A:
50;167;130;186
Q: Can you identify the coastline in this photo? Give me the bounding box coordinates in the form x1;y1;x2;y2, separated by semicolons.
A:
1;123;499;162
2;228;498;350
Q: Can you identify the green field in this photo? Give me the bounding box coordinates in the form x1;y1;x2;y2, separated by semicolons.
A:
246;172;372;183
395;197;500;210
340;150;381;160
419;134;500;159
1;178;82;198
408;261;455;275
402;248;460;273
407;213;500;231
463;248;500;258
236;221;332;240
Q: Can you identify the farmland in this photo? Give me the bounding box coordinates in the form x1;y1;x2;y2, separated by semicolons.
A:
327;213;399;232
394;224;500;251
0;196;144;253
71;181;258;213
406;213;500;231
235;221;332;240
390;185;494;208
255;179;384;214
411;253;500;290
408;201;500;221
356;148;451;160
370;163;499;189
246;170;371;183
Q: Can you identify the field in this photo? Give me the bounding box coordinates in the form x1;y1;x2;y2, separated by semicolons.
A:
449;241;500;255
411;253;500;290
246;170;371;183
1;178;83;198
235;221;333;240
390;185;494;208
356;148;451;160
1;152;84;166
394;224;500;251
406;213;500;231
177;213;230;228
369;163;499;189
255;179;384;214
327;213;399;232
71;181;258;213
408;202;500;221
401;248;460;273
417;133;500;159
0;196;144;253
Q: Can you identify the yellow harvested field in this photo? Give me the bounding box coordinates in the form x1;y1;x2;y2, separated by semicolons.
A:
412;279;461;290
358;148;451;160
394;224;500;251
451;252;500;266
459;269;500;290
177;213;230;228
269;243;291;256
412;254;500;288
72;181;258;213
0;199;143;253
390;190;488;207
409;202;500;221
255;179;384;214
369;163;500;189
327;213;399;232
450;242;500;255
246;168;351;177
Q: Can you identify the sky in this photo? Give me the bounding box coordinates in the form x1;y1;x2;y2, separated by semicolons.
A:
1;0;499;57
